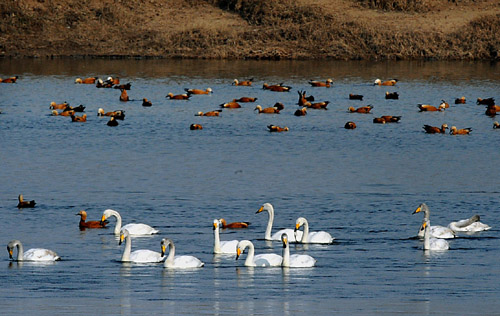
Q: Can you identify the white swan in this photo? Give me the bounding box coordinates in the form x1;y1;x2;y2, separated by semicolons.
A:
101;209;159;236
7;240;60;262
236;240;282;267
422;218;449;251
119;229;164;263
281;234;316;268
294;217;334;244
213;219;238;254
161;238;204;268
413;203;455;239
256;203;302;242
448;214;491;232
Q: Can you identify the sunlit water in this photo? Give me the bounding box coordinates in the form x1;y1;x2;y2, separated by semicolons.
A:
0;59;499;315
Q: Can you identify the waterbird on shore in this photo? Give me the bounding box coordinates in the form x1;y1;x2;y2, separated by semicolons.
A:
17;194;36;208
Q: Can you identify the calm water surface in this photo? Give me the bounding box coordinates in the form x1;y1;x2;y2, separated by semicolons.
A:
0;59;499;315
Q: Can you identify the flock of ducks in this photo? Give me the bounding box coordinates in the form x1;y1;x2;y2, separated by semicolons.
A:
1;75;499;133
9;198;491;267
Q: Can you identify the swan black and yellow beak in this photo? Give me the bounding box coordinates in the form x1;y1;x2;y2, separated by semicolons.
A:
413;206;422;214
236;248;242;260
119;234;124;245
295;223;301;231
8;248;13;259
213;222;217;230
161;244;166;257
100;214;107;225
256;206;264;214
422;221;428;229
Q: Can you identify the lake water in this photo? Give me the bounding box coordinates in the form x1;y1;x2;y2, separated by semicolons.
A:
0;59;499;315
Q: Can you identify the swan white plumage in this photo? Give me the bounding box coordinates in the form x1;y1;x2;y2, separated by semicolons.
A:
256;203;302;242
236;240;282;267
213;219;238;254
422;218;449;251
281;234;316;268
7;240;60;262
294;217;334;244
413;203;455;239
119;229;164;263
101;209;159;236
448;214;491;232
161;238;204;268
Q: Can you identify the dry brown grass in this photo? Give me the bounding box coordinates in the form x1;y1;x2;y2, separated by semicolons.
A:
0;0;499;60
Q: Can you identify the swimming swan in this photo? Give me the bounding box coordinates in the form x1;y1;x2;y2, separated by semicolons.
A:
213;219;239;254
161;238;204;268
236;240;282;267
281;234;316;268
422;218;449;251
448;215;491;233
7;240;60;261
413;203;455;239
256;203;303;242
294;217;334;244
119;229;164;263
101;209;159;236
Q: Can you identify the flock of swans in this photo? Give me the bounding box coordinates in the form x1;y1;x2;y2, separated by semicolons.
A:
6;202;491;266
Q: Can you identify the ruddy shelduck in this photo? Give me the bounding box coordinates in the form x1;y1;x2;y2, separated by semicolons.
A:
76;210;108;229
449;126;472;135
75;77;96;84
294;107;307;116
349;94;363;100
233;97;257;103
267;125;289;132
195;110;221;116
455;97;466;104
262;83;292;92
190;124;203;130
348;105;373;113
119;89;129;102
17;194;35;208
219;218;250;228
418;103;446;112
254;105;280;114
185;88;212;95
233;79;253;86
220;101;241;109
142;98;152;107
166;93;190;100
423;124;448;134
344;121;357;129
308;79;333;87
374;79;397;86
71;114;87;122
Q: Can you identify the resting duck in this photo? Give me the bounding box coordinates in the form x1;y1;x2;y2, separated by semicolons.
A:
306;101;329;110
142;98;152;107
0;76;19;83
233;97;257;103
185;88;212;95
344;121;357;129
254;105;280;114
294;107;307;116
450;126;472;135
195;110;221;116
52;110;75;116
75;77;96;84
418;103;446;112
374;79;397;86
220;101;241;109
71;114;87;122
349;94;363;100
219;218;250;229
232;79;253;86
76;210;108;229
348;105;373;113
385;92;399;99
455;97;466;104
50;101;69;110
477;97;495;106
423;124;448;134
190;124;203;130
166;92;190;100
267;125;289;132
107;117;119;126
380;115;401;123
373;117;386;124
308;79;332;87
17;194;36;208
98;108;125;120
262;83;292;92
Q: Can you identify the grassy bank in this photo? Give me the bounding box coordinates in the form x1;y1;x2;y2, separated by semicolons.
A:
0;0;499;60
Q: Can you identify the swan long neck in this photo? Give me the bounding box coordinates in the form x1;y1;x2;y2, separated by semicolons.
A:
213;223;221;253
107;210;122;235
11;240;24;261
282;240;290;267
121;234;132;261
300;219;310;243
264;207;274;240
164;242;176;267
244;241;256;267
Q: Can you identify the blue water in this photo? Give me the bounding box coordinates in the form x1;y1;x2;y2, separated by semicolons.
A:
0;59;499;315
